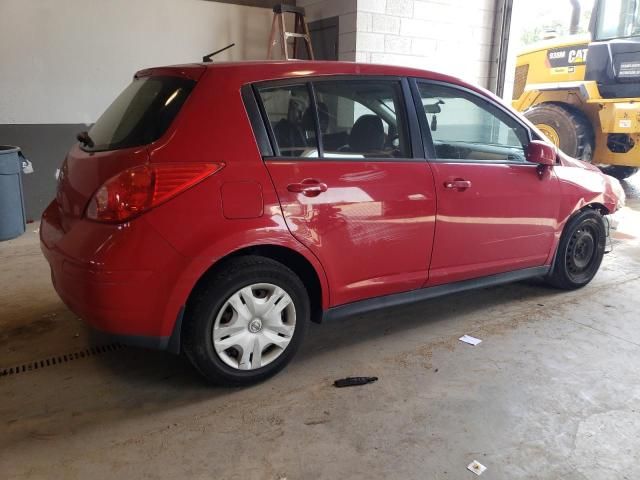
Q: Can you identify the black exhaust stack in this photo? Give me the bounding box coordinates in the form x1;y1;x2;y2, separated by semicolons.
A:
569;0;581;34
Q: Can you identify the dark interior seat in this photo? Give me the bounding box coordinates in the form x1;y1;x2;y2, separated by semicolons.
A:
273;119;306;155
349;115;385;153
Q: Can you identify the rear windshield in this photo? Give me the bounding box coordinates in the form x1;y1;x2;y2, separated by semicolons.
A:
85;75;195;152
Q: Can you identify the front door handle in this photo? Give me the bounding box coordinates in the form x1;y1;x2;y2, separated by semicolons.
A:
444;179;472;190
287;179;328;197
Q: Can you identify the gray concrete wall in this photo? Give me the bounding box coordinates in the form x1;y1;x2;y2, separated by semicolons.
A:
0;0;273;124
0;0;276;220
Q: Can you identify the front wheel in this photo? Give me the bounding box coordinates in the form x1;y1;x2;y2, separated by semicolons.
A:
546;210;606;290
183;256;310;386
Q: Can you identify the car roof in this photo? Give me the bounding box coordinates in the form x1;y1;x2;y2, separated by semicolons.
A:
207;60;467;85
138;60;489;98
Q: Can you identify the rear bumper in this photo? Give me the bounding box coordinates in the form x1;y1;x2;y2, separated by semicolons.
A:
40;202;186;351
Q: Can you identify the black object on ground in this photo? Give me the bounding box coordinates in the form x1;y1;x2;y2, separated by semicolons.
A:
333;376;378;388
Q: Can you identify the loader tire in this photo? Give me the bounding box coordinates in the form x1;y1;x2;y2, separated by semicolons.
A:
525;103;594;162
599;166;638;181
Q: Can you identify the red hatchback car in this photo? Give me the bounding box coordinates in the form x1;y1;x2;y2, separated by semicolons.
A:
41;61;623;385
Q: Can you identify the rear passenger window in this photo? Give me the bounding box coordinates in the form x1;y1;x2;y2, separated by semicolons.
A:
313;80;410;159
258;85;318;157
257;79;410;159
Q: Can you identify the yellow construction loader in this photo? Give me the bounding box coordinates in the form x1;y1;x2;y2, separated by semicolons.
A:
513;0;640;180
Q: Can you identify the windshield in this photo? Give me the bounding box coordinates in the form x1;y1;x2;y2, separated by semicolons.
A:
594;0;640;40
85;75;195;152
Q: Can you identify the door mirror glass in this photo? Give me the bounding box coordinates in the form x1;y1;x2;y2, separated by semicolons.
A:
526;140;557;166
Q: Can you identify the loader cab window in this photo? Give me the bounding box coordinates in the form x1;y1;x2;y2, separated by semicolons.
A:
417;82;529;162
594;0;640;40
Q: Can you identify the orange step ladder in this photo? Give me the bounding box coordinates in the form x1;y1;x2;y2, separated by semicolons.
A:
267;4;315;60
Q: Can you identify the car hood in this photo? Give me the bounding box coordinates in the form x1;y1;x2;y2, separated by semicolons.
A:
557;151;600;171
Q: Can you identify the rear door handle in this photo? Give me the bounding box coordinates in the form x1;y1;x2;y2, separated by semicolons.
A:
444;179;472;190
287;179;328;197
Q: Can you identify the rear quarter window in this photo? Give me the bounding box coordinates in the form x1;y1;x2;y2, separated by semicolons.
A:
85;76;195;152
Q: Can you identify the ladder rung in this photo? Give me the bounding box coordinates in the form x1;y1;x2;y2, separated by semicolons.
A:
284;32;309;39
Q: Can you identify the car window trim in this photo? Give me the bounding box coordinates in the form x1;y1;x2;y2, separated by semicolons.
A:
307;82;324;158
242;84;274;157
251;83;284;157
251;75;425;163
402;77;425;159
410;78;534;165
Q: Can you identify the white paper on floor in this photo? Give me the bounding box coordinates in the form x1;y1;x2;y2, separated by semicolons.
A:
459;335;482;346
467;460;487;475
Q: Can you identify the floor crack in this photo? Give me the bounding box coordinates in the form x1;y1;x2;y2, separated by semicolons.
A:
566;318;640;349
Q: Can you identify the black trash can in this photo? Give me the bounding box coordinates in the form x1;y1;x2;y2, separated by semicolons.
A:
0;146;27;241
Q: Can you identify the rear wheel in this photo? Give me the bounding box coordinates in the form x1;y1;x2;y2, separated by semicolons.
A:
599;165;639;181
183;256;310;386
525;103;594;162
546;209;606;290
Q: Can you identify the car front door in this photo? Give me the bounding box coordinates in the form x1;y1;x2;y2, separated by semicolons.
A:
413;80;561;286
256;78;437;307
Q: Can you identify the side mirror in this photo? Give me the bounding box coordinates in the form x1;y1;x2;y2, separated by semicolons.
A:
526;140;557;166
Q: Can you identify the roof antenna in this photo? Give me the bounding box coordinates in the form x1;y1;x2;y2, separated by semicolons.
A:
202;43;235;63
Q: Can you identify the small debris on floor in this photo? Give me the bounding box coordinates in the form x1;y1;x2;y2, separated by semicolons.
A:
73;333;80;338
467;460;486;476
459;335;482;346
333;376;378;388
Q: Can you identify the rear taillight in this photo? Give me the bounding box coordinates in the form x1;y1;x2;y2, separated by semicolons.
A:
86;163;224;222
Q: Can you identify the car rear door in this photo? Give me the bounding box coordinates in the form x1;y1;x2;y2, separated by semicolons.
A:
412;80;561;286
253;77;437;307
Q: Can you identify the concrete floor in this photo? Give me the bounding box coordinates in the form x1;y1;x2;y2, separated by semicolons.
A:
1;179;640;480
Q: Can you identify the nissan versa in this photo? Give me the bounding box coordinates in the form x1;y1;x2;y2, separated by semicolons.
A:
40;61;625;385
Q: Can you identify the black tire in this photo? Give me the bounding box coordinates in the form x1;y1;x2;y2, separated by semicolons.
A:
600;165;639;181
183;256;310;386
546;209;606;290
525;103;594;162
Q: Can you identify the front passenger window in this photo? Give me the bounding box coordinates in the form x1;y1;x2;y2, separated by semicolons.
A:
417;83;529;162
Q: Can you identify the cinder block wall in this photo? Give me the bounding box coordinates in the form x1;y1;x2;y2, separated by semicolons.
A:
354;0;498;87
301;0;498;88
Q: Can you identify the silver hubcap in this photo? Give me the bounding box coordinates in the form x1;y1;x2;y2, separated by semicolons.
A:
212;283;296;371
